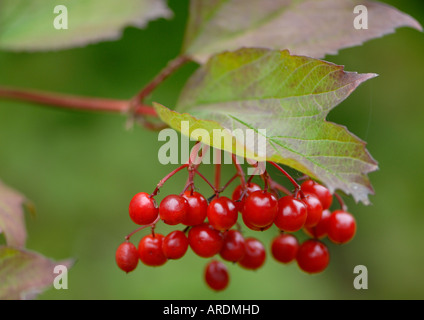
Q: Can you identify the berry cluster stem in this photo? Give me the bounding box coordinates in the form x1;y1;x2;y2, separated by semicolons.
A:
194;169;219;195
151;164;189;197
334;193;348;211
268;161;304;198
231;154;246;188
125;215;160;241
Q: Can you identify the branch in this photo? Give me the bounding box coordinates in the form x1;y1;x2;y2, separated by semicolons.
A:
0;56;190;130
132;55;190;104
0;86;157;117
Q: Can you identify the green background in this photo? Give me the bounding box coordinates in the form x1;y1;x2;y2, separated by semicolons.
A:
0;0;423;299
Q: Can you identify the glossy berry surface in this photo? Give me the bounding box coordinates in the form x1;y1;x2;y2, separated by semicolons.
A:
129;192;159;225
188;223;224;258
205;260;229;291
115;242;139;273
138;234;167;267
238;237;266;270
301;193;323;227
274;196;307;232
296;239;329;274
159;194;189;225
327;210;356;244
220;230;246;262
304;209;331;239
207;197;238;231
301;180;333;210
242;215;273;231
242;190;278;228
181;191;208;226
162;230;189;260
271;234;299;264
231;183;262;212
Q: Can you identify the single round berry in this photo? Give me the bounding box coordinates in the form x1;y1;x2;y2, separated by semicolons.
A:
207;197;238;231
162;230;189;260
303;209;332;239
138;233;167;267
274;196;307;232
301;180;333;210
188;223;224;258
271;234;299;264
296;239;330;274
129;192;159;225
301;193;323;227
327;210;356;244
242;190;278;228
238;237;266;270
232;183;262;212
115;242;139;273
181;191;208;226
205;260;229;291
159;195;189;225
220;230;246;262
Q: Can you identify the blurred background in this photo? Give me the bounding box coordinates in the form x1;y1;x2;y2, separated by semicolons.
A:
0;0;423;299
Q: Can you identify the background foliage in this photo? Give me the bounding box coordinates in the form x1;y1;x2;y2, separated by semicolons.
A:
0;0;423;299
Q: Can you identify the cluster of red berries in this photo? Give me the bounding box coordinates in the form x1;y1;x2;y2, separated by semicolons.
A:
115;179;356;291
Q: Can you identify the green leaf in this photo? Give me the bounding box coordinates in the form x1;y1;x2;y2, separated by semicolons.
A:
0;0;172;51
183;0;422;63
0;180;28;248
0;246;73;300
154;48;378;204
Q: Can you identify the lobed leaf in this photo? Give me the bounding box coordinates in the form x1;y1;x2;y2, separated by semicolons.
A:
0;180;28;248
0;0;172;51
183;0;422;63
155;48;379;204
0;246;73;300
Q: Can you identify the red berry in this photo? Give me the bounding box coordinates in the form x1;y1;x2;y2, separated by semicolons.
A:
181;191;208;226
115;242;139;273
327;210;356;244
129;192;158;225
207;197;238;231
301;180;333;210
301;193;323;227
274;196;307;232
205;260;229;291
238;237;266;270
296;239;330;274
159;195;189;225
232;183;261;212
162;230;189;260
303;209;331;239
220;230;246;262
242;191;278;228
188;223;224;258
271;234;299;264
138;234;167;266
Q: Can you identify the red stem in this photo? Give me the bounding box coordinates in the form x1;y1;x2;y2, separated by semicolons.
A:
0;86;157;116
132;55;189;103
125;216;160;241
150;164;189;197
194;169;218;194
262;170;269;191
215;164;221;190
219;173;238;193
268;161;303;197
267;176;292;196
0;56;189;122
231;154;246;188
334;193;348;211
